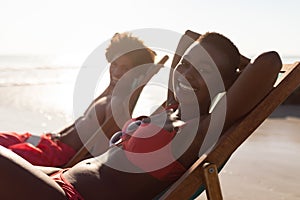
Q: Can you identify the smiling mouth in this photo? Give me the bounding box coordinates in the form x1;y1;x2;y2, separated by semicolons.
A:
179;82;195;91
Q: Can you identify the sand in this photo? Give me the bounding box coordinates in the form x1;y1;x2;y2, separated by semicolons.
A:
196;105;300;200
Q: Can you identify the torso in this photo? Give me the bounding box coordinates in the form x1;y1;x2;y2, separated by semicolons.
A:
63;147;171;199
59;96;113;151
62;110;206;199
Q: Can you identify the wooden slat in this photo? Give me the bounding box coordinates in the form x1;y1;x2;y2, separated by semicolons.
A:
203;163;223;200
160;154;208;200
160;62;300;200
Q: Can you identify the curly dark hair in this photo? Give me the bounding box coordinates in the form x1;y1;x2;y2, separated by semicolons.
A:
105;32;156;67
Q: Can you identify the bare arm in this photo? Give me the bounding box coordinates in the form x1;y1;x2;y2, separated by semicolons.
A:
222;51;282;130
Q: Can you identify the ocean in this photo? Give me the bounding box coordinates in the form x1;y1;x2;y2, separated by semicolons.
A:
0;55;81;133
0;55;298;134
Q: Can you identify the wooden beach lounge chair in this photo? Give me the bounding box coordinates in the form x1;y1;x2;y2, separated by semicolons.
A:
159;61;300;200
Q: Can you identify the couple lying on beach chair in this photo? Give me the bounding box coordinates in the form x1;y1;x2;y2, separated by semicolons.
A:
0;30;299;200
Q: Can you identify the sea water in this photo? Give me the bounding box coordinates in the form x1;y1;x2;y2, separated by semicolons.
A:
0;55;81;133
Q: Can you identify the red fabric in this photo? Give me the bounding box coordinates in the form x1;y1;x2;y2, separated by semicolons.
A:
122;119;176;153
0;132;76;166
51;169;84;200
0;132;31;147
121;118;186;181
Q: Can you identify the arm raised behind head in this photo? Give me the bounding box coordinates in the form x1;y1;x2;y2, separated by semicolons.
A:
217;51;282;131
169;51;282;168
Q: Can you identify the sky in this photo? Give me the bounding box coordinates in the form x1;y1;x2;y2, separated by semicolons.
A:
0;0;299;64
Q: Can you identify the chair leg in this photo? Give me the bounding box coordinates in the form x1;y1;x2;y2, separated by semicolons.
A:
203;163;223;200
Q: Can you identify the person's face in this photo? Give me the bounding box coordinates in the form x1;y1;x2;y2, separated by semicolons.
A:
173;43;227;112
109;55;135;85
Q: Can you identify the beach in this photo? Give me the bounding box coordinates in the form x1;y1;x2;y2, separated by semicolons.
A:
197;106;300;200
0;56;299;199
